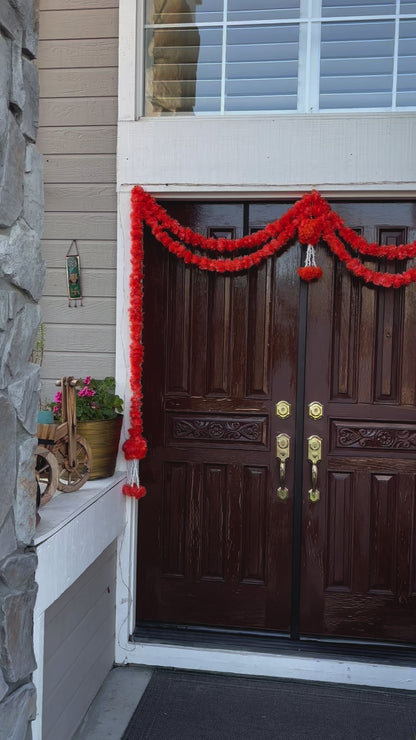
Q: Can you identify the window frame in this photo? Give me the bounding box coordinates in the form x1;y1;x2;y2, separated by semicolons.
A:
141;0;416;116
117;0;416;200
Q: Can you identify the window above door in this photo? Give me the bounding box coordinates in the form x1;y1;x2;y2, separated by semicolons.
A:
143;0;416;115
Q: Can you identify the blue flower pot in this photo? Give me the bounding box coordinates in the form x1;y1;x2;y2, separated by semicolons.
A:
37;410;54;424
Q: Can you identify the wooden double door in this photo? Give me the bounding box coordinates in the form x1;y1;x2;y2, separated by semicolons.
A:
137;201;416;644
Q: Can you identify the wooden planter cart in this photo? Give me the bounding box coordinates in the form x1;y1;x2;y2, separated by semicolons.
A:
36;377;92;505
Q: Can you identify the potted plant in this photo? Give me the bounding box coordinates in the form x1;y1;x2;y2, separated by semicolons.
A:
37;399;54;425
52;376;123;479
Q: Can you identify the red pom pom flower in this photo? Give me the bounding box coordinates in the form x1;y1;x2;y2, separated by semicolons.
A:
298;218;322;246
297;266;323;282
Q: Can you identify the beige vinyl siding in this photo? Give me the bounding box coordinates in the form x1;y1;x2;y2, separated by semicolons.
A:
38;1;118;403
40;9;119;39
42;542;117;740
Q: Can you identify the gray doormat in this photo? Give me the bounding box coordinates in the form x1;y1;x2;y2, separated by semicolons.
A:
122;668;416;739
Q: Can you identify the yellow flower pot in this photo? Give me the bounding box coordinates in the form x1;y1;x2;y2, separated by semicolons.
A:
77;415;123;480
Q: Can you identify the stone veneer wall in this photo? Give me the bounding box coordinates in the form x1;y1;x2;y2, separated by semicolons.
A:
0;2;45;739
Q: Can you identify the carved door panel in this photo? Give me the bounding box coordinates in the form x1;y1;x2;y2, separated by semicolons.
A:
138;202;299;630
137;200;416;644
300;202;416;642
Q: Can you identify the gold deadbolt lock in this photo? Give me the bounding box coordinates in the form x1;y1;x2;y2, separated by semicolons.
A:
308;401;323;420
276;400;291;419
307;435;322;463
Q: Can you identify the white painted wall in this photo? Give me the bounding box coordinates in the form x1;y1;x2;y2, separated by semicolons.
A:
42;542;116;740
118;113;416;198
33;475;126;740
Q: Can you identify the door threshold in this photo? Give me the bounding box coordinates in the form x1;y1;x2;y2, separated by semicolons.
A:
133;622;416;667
126;623;416;690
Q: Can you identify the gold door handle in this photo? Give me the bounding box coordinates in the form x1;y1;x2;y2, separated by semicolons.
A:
276;433;290;501
310;463;319;502
307;435;322;503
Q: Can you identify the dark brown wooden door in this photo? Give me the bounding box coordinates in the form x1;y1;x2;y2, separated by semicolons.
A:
137;200;416;644
300;202;416;642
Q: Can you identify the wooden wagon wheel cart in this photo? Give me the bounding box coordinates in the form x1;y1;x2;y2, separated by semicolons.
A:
36;377;92;505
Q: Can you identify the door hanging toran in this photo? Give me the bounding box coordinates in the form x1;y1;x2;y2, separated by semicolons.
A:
122;186;416;499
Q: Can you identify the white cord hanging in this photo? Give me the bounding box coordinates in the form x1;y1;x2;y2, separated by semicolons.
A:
126;459;141;488
304;244;318;268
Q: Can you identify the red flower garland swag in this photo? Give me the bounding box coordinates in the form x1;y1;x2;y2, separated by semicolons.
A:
122;186;416;497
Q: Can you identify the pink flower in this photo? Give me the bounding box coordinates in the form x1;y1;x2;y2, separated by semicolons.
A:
78;387;96;398
54;391;62;403
83;376;92;385
52;405;60;414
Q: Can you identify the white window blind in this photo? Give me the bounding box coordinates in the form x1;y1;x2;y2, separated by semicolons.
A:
143;0;416;115
225;24;299;112
320;20;395;109
398;18;416;106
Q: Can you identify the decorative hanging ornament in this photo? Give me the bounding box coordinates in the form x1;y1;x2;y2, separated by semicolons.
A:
65;240;83;307
297;244;323;282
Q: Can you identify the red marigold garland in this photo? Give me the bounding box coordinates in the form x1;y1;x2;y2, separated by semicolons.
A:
122;186;416;497
122;191;147;499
